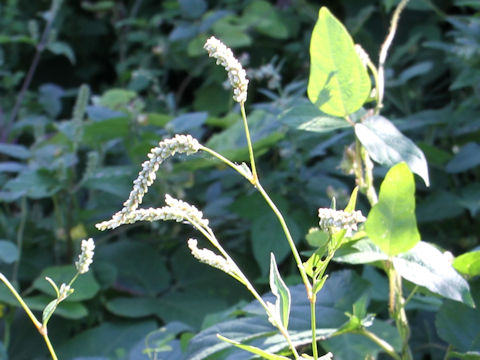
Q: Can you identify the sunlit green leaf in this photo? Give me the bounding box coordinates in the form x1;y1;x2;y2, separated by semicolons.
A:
365;162;421;255
307;7;371;117
453;250;480;277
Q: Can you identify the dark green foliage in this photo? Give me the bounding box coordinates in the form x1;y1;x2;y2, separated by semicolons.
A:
0;0;479;359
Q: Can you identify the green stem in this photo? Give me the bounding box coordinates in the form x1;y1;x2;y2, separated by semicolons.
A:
0;273;42;330
240;102;258;184
186;216;301;359
200;145;252;182
310;291;318;359
256;182;313;299
42;332;58;360
355;328;401;360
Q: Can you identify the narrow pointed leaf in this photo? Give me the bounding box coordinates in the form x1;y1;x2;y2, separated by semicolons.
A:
270;253;291;329
365;162;420;255
307;7;371;117
217;334;291;360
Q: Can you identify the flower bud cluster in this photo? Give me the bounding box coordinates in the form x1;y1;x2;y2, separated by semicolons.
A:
58;283;72;302
188;239;236;277
95;135;200;230
96;195;210;232
318;208;366;237
75;238;95;274
204;36;249;103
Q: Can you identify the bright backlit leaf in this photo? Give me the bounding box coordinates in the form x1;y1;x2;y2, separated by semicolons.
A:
365;162;420;255
307;7;371;117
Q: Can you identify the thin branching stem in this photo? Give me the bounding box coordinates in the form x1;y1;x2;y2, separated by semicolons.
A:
3;0;63;140
354;328;402;360
377;0;410;111
240;102;258;184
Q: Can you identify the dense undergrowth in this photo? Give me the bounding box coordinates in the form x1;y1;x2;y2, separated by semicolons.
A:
0;0;479;359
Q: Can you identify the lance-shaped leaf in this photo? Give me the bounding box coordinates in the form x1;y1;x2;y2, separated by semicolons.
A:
307;7;371;117
217;334;291;360
269;253;291;329
355;115;430;186
365;162;420;255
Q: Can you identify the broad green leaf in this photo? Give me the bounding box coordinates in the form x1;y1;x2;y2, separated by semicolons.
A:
334;238;388;264
365;162;421;255
242;1;289;39
307;7;371;117
445;142;480;173
82;117;130;147
185;270;369;360
0;143;31;159
393;242;474;306
98;88;137;109
211;16;251;48
269;253;291;329
218;334;291;359
416;191;464;222
448;351;480;360
179;0;206;19
3;169;61;199
106;297;160;318
278;103;350;133
251;212;300;276
95;241;170;296
322;320;401;359
155;289;228;329
355;115;430;186
436;300;480;353
57;321;156;359
457;183;480;216
453;250;480;277
0;240;19;264
33;265;100;301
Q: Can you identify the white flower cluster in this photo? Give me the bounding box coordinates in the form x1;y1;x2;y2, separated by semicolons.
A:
188;239;237;277
75;238;95;274
58;283;72;301
204;36;249;103
318;208;366;237
95;135;200;230
96;195;210;231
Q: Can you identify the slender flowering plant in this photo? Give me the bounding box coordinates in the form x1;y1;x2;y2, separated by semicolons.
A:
0;238;96;360
94;35;369;360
